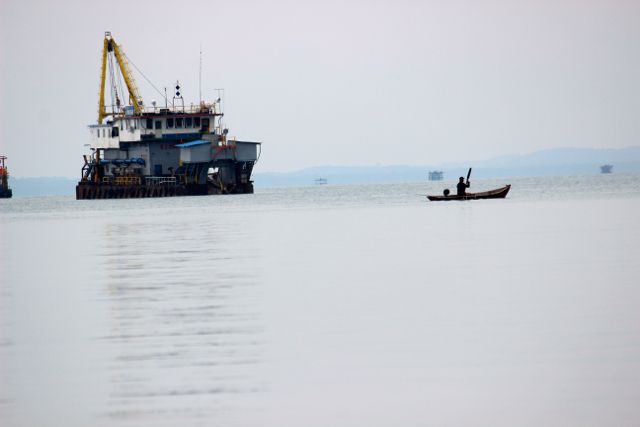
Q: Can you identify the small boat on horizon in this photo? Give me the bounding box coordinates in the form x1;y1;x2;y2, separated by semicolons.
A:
427;184;511;201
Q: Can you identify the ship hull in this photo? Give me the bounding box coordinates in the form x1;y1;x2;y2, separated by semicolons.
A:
76;182;253;200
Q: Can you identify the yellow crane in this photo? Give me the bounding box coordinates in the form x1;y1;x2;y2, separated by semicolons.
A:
97;32;144;124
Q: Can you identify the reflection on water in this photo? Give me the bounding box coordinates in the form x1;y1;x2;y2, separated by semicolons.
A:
99;218;262;423
1;174;639;427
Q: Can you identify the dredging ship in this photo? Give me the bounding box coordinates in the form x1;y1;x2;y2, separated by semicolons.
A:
0;156;12;198
77;32;261;200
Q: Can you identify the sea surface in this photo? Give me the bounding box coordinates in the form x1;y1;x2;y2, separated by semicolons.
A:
1;174;639;427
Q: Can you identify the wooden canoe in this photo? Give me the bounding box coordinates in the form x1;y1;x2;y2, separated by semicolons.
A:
427;185;511;201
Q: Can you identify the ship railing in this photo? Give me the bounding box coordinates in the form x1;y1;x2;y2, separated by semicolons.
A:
101;176;142;186
140;103;218;115
145;177;178;186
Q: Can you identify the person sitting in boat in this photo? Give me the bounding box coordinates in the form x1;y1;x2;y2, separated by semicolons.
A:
456;177;470;196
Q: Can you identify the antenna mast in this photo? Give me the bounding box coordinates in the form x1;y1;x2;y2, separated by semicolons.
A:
199;45;202;106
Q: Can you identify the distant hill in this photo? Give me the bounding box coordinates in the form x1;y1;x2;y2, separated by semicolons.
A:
253;146;640;187
437;146;640;168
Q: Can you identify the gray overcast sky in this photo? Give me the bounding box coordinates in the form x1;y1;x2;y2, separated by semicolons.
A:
1;0;638;178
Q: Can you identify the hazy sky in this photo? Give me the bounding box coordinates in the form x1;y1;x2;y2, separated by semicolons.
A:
1;0;638;177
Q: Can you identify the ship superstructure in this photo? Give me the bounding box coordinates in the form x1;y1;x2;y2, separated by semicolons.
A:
77;32;261;199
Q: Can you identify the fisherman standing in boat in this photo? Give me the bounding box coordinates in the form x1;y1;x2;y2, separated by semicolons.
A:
456;176;470;196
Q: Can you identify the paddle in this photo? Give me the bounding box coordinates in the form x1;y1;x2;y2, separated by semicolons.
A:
464;167;472;196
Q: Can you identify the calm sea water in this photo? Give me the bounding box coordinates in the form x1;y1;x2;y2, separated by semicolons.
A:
1;174;639;427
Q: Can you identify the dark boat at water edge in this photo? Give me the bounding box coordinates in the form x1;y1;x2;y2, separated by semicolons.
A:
0;156;12;198
427;185;511;201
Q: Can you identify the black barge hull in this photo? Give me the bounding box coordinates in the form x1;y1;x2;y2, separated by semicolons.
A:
76;182;253;200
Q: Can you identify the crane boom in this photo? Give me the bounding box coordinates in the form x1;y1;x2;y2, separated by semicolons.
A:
97;32;144;123
97;37;109;124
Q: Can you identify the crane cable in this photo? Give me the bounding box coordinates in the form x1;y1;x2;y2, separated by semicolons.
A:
122;53;168;103
107;53;126;112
